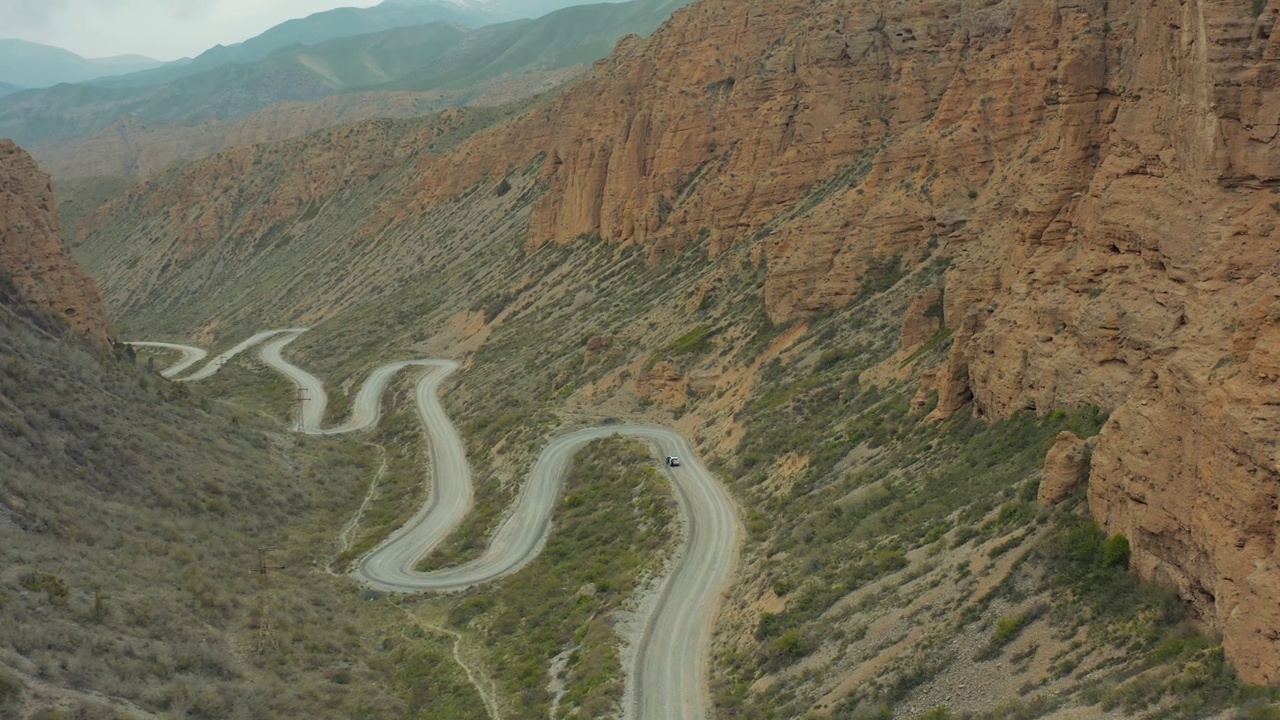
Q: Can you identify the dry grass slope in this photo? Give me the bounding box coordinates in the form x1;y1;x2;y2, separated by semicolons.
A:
0;279;493;718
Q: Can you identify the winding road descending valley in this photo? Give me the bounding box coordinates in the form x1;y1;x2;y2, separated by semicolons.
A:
133;329;740;720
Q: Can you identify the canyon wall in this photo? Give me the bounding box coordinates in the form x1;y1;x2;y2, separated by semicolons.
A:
482;0;1280;683
407;0;1280;682
0;140;111;345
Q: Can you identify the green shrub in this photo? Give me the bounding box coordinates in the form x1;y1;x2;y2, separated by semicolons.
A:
993;614;1029;646
20;571;68;605
762;630;818;671
1103;534;1131;568
815;348;849;372
663;325;715;356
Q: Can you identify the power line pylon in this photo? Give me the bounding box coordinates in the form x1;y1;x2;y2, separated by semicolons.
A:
254;546;286;654
259;546;286;577
293;388;308;432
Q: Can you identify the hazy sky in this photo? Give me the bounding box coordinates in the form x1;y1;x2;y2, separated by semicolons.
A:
0;0;387;60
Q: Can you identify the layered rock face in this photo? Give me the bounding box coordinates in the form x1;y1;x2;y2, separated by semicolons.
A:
0;140;111;345
487;0;1280;683
901;287;943;352
407;0;1280;681
931;2;1280;685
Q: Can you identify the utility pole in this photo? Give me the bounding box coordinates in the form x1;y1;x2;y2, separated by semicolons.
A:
258;546;285;577
254;547;286;654
294;388;307;432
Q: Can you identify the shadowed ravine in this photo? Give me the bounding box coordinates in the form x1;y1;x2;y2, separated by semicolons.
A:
131;329;741;720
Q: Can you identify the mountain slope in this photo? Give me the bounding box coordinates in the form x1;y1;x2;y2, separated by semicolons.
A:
387;0;688;91
0;265;485;719
100;0;505;91
0;39;163;89
393;0;628;17
37;88;580;180
0;82;23;98
1;0;688;160
73;0;1280;711
0;141;501;719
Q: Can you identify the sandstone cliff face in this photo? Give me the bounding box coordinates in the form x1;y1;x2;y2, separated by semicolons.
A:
519;0;1280;684
901;287;943;352
932;0;1280;685
406;0;1280;681
1038;431;1090;507
0;140;111;345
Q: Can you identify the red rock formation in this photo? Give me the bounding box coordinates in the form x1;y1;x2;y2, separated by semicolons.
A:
932;2;1280;684
637;360;688;411
1038;432;1090;507
900;287;943;352
418;0;1280;681
0;140;111;345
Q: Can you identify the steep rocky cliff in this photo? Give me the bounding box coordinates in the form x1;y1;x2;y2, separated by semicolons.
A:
75;0;1280;689
398;0;1280;683
0;140;111;345
929;0;1280;686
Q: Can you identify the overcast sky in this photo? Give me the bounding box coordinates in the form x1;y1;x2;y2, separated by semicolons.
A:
0;0;387;60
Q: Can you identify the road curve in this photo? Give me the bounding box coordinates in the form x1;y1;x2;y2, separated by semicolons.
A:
131;329;740;720
127;342;205;379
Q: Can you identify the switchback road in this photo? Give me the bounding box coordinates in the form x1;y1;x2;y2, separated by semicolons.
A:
134;329;740;719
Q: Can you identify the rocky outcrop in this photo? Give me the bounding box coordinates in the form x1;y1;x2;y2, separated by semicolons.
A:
927;0;1280;685
1087;292;1280;685
637;360;688;411
901;287;943;352
1038;432;1090;507
0;140;111;345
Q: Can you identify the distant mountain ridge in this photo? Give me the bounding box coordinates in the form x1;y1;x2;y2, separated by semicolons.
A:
10;0;691;176
0;39;163;89
391;0;629;18
98;0;508;90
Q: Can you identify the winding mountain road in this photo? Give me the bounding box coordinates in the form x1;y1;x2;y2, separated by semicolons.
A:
133;329;740;720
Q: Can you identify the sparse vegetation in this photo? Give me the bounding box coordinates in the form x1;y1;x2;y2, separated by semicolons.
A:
437;437;676;716
48;12;1280;711
0;293;485;717
663;324;715;356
